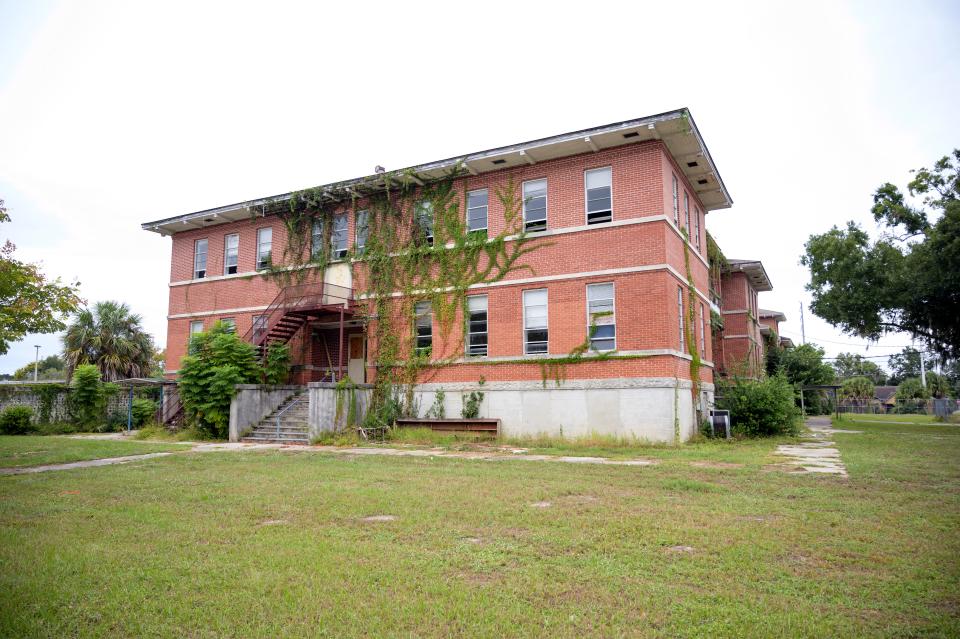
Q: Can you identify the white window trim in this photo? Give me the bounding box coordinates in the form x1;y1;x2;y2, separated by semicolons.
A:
586;282;616;352
414;301;433;351
224;234;239;274
466;189;489;233
672;174;680;227
331;212;349;258
522;288;549;355
522;178;548;232
584;166;613;225
355;210;369;250
695;206;702;252
256;227;272;270
193;239;208;279
678;285;685;353
466;294;489;357
220;317;236;333
684;191;691;238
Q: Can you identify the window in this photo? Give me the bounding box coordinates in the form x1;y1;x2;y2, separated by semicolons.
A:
585;167;612;224
699;303;706;355
311;218;323;258
221;317;236;333
256;227;272;270
189;320;203;337
224;234;239;274
355;210;369;252
414;301;432;353
523;289;548;354
672;174;680;226
331;213;348;258
587;283;616;351
253;315;267;341
695;207;702;251
193;239;208;279
677;286;685;352
466;295;488;357
467;189;488;234
522;179;547;232
415;201;434;246
684;191;691;239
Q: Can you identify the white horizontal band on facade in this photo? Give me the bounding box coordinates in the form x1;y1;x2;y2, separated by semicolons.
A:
168;304;270;320
721;309;749;315
444;348;713;368
415;377;716;392
168;213;710;288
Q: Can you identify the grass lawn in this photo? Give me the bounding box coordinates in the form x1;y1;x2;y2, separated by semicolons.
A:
0;422;958;637
0;435;188;469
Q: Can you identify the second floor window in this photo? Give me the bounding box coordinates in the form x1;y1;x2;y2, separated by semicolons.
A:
466;295;488;357
678;286;685;353
695;207;702;251
467;189;488;235
585;167;612;224
224;234;239;274
587;283;616;351
311;219;323;258
672;174;680;227
355;210;369;252
257;227;272;270
414;301;432;353
523;288;548;354
415;201;434;246
523;179;547;232
684;191;691;239
331;213;348;258
193;239;207;279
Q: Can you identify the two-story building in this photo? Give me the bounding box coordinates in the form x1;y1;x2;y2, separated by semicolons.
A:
143;108;733;441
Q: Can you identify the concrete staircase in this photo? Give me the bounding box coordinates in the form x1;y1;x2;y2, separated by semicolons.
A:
241;392;310;445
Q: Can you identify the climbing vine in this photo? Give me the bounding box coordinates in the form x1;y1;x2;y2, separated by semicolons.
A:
681;230;704;434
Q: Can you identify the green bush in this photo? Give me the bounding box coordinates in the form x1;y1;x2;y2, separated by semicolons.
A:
262;343;291;384
0;405;35;435
131;398;158;427
717;375;800;437
70;364;106;427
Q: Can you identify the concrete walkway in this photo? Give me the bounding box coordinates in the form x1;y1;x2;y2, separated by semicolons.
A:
0;452;175;476
774;416;854;476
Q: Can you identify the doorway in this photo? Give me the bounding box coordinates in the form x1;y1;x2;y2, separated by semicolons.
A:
347;334;365;383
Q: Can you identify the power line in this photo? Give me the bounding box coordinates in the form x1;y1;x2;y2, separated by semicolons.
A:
778;329;914;348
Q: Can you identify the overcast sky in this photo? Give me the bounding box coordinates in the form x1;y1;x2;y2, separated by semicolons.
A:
1;0;958;375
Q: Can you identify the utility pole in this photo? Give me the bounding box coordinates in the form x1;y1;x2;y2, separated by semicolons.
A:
920;353;927;388
33;345;40;382
799;302;806;345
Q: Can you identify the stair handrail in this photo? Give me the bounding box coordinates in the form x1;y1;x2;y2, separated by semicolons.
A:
241;280;354;348
275;396;304;441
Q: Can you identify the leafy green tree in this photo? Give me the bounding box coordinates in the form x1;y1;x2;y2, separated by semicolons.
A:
896;377;930;401
764;333;786;377
178;322;262;438
840;376;875;400
70;364;107;427
0;199;83;355
262;343;291;384
801;150;960;360
887;347;937;385
716;375;800;437
779;343;836;387
925;372;951;399
13;355;65;381
62;301;155;381
831;352;886;385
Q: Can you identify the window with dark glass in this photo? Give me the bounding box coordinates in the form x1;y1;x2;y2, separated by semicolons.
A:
523;289;548;354
522;179;547;232
311;218;323;258
414;201;434;246
585;168;612;224
331;213;348;258
221;317;236;334
684;191;691;238
256;228;272;270
466;295;488;357
672;174;680;226
677;286;685;352
587;283;615;351
467;189;488;235
414;301;432;353
355;210;369;252
194;239;208;279
224;234;239;274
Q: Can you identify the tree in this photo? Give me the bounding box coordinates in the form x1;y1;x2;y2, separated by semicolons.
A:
0;199;83;354
840;376;875;401
925;372;951;399
62;301;155;381
832;352;887;385
13;355;65;381
779;343;836;387
801;150;960;360
764;333;786;377
896;378;930;401
887;347;937;385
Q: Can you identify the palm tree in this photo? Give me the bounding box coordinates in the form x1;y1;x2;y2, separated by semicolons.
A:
62;301;155;381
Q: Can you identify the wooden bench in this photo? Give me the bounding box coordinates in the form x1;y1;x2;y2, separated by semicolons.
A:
394;418;500;434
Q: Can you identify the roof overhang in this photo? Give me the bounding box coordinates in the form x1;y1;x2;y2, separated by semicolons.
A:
724;259;773;292
142;108;732;236
759;308;787;322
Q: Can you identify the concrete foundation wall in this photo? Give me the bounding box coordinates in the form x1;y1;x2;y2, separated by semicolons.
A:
228;384;303;442
307;382;373;441
412;378;713;443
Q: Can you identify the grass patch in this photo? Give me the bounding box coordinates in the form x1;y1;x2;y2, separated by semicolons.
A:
132;425;219;443
837;413;939;425
0;420;957;636
0;436;186;469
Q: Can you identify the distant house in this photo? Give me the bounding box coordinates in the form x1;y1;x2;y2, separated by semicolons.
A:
759;309;794;348
874;386;898;410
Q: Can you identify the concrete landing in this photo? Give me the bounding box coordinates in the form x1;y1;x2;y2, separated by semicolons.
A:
774;416;852;476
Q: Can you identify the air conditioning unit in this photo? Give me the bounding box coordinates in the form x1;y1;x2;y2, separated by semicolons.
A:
709;409;731;439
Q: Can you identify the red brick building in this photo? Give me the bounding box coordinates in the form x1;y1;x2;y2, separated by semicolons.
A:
143;109;734;441
713;259;774;378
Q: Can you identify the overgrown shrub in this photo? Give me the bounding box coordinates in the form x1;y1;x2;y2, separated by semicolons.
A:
178;322;262;438
70;364;106;427
131;398;158;427
0;405;35;434
717;375;800;437
460;378;485;419
262;343;291;384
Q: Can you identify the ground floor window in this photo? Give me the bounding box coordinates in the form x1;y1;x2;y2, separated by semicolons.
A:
466;295;488;357
523;289;548;354
586;282;615;351
221;317;236;333
414;301;432;354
